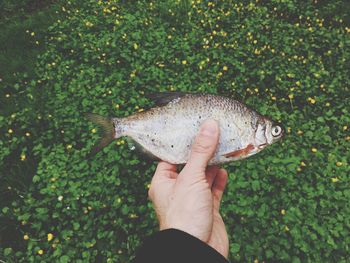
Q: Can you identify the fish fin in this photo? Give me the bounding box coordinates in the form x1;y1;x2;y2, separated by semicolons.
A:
146;91;192;107
223;144;255;158
84;113;117;155
129;139;161;161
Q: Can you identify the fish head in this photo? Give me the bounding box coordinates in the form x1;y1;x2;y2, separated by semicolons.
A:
254;118;284;150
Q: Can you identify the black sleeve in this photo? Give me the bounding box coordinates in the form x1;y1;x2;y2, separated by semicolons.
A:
132;228;229;263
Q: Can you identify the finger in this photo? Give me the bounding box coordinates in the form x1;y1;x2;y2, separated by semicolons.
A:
149;161;178;200
205;165;220;187
153;161;178;180
212;168;228;209
183;119;219;178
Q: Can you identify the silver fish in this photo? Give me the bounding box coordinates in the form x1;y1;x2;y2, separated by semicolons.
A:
85;92;284;164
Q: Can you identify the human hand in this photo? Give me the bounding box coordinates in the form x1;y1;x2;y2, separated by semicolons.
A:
148;119;229;258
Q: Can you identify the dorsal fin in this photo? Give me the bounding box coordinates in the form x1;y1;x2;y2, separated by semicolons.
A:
146;91;191;107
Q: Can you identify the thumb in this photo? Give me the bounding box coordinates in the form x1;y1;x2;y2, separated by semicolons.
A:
183;119;219;177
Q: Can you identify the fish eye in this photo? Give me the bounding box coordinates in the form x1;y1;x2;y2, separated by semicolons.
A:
272;125;282;137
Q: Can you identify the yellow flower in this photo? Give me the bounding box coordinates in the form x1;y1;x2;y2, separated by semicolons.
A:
331;177;339;183
31;32;35;36
285;226;290;231
20;154;26;161
311;148;317;153
343;126;348;131
336;162;343;167
66;144;72;150
38;249;44;255
8;129;13;134
271;96;276;101
6;94;10;98
288;94;294;99
297;130;303;135
308;97;316;104
223;66;228;71
133;43;138;50
91;128;97;133
300;161;306;167
25;132;31;137
182;60;187;65
281;209;286;215
85;21;93;27
115;104;120;109
23;234;29;240
47;233;54;241
325;102;330;107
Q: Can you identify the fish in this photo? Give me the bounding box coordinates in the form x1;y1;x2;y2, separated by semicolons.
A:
85;92;284;165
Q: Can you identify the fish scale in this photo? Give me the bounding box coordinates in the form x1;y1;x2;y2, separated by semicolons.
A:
85;92;284;164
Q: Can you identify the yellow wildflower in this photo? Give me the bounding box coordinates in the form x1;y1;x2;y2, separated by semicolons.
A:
288;94;294;99
336;162;343;167
38;249;44;255
23;234;29;240
311;148;317;153
223;66;228;71
91;128;97;133
47;233;54;241
281;209;286;215
133;43;138;50
308;97;316;104
20;154;26;161
331;177;339;183
85;21;93;27
182;60;187;65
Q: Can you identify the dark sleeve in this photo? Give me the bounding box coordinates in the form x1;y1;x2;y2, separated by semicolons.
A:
132;228;229;263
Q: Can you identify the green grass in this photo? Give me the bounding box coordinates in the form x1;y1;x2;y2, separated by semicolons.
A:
0;1;60;86
0;0;62;252
0;0;349;262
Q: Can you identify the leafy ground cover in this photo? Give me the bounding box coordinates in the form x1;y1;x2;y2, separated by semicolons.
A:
0;0;349;262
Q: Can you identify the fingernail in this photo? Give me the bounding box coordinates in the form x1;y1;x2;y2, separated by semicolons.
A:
200;119;218;136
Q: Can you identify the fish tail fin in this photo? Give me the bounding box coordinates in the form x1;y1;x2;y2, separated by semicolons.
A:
84;113;120;155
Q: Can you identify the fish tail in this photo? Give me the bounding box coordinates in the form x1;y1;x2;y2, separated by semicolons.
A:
84;113;121;155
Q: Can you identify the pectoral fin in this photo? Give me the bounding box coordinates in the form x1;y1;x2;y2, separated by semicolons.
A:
223;144;254;158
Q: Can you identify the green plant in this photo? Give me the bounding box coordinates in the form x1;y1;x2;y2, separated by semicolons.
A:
0;0;349;262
